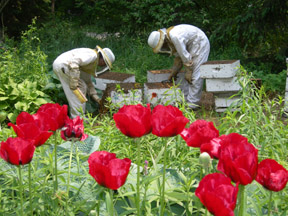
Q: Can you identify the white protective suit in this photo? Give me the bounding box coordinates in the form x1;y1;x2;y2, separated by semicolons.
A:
53;48;103;118
149;24;210;108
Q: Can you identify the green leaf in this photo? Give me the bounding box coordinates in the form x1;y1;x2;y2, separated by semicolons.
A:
33;98;49;106
0;103;9;109
14;101;29;111
8;111;18;123
105;191;114;216
59;135;100;155
0;97;9;101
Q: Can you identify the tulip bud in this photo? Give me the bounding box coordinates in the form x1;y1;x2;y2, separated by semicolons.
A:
199;152;211;168
89;210;97;216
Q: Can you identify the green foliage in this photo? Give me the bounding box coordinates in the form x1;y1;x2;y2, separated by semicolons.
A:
0;78;52;123
0;19;53;123
209;0;287;69
0;19;49;86
252;69;286;93
74;0;207;33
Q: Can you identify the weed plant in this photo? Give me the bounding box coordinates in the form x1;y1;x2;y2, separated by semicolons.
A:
0;69;287;215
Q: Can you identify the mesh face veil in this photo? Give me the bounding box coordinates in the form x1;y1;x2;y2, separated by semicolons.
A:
147;28;173;55
95;46;115;76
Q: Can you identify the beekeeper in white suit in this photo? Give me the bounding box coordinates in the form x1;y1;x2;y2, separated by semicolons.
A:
148;24;210;109
53;46;115;118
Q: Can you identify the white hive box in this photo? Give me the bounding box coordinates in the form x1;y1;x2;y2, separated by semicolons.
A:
215;107;238;113
214;93;240;108
205;77;242;93
285;91;288;112
200;60;240;79
144;82;183;106
102;83;143;108
94;71;135;91
147;69;186;89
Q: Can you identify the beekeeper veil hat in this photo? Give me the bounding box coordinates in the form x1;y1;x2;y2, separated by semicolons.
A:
95;46;115;75
148;28;172;55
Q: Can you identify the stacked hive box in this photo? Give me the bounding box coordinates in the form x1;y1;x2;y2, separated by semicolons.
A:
146;69;184;106
95;60;242;111
94;72;139;108
200;60;241;112
144;82;182;106
101;83;143;108
96;70;183;107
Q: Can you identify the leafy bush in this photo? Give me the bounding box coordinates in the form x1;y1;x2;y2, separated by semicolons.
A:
0;19;53;123
0;79;52;123
252;69;286;94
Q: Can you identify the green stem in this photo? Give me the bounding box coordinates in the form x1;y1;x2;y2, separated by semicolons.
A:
97;199;100;216
267;190;273;216
67;140;74;205
109;189;114;216
18;165;24;216
160;138;167;216
29;163;33;215
54;132;58;191
237;184;246;216
136;138;141;216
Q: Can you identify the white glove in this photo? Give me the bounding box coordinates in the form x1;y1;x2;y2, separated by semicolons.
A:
68;63;80;90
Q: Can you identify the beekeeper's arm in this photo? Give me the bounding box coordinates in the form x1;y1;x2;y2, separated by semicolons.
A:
170;36;197;83
168;56;183;81
68;61;81;90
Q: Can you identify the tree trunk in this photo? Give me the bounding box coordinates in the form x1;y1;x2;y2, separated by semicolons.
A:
0;0;11;40
51;0;55;14
1;12;3;40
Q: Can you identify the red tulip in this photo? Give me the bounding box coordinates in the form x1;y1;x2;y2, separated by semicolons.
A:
200;135;226;159
195;173;239;216
37;103;68;131
61;116;88;141
180;119;219;147
88;151;131;190
8;122;53;147
14;111;56;132
217;133;258;185
151;105;189;137
0;137;36;165
256;159;288;192
113;104;152;138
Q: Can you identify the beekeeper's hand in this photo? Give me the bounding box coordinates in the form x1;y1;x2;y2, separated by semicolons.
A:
184;60;194;83
87;83;101;104
168;57;183;81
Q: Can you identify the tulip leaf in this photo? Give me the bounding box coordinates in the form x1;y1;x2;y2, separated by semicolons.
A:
105;191;114;216
59;135;100;155
84;135;101;154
